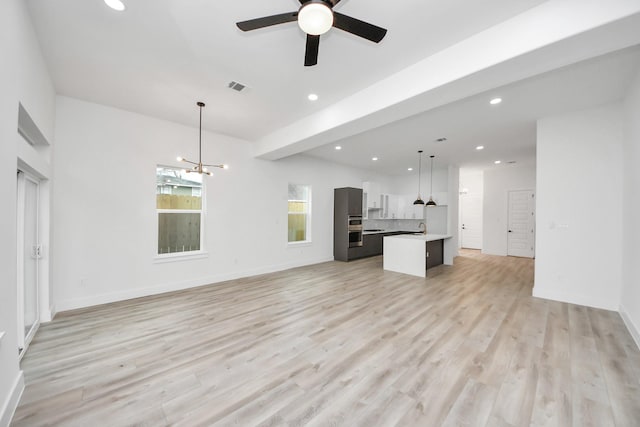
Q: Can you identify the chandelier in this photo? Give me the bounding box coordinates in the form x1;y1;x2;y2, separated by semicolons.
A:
177;102;228;175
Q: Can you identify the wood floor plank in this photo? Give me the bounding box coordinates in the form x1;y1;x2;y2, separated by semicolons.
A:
11;250;640;427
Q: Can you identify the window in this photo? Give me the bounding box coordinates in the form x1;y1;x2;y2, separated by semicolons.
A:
156;166;203;255
288;184;311;243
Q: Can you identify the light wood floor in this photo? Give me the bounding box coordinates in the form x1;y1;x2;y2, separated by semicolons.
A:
12;250;640;426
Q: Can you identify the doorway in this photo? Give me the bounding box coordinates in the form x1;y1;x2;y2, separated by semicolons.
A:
507;190;535;258
460;193;483;249
17;170;41;357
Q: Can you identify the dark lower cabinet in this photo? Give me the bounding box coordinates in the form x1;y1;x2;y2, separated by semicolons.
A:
426;239;444;269
362;234;383;257
350;231;411;260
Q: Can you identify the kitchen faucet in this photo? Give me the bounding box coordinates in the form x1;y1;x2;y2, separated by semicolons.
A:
418;222;426;234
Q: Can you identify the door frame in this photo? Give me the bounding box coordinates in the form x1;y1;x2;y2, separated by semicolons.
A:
16;169;41;357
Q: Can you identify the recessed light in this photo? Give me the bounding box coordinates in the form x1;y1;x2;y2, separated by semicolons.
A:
490;97;502;105
308;93;318;101
408;167;413;171
494;160;501;164
104;0;126;11
372;157;378;161
335;145;342;150
476;145;484;150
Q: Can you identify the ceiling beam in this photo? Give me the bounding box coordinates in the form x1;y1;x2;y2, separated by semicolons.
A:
254;0;640;160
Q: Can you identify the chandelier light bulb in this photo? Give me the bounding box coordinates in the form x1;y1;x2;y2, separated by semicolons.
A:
298;2;334;35
104;0;125;11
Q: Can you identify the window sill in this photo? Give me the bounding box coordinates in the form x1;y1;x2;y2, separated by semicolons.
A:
287;241;312;248
154;251;209;264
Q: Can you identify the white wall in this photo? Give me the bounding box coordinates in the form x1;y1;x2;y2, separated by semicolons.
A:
51;97;392;310
0;1;56;425
534;104;623;311
482;165;536;256
622;69;640;346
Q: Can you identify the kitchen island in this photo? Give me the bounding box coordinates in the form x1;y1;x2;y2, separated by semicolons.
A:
383;234;454;277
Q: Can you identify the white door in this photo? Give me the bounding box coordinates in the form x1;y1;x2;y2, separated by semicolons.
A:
460;193;482;249
17;170;40;356
507;190;535;258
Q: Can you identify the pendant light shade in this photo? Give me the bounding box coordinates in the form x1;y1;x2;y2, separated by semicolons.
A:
413;150;425;205
177;102;228;176
426;155;437;206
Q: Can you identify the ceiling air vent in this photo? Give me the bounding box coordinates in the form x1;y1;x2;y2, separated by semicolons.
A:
228;81;246;92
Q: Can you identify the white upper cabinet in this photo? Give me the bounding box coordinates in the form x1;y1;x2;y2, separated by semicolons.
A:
363;181;381;209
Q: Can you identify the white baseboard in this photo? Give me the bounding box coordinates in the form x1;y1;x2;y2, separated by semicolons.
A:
532;287;618;311
56;256;334;312
0;371;24;427
40;304;56;323
619;304;640;351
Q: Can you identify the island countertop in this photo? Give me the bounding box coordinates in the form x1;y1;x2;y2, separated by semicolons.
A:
383;233;452;241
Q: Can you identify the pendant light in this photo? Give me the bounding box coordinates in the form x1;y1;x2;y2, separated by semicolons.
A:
426;155;437;206
177;102;228;176
413;150;425;205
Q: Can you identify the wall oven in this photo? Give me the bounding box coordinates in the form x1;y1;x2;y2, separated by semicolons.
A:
348;215;363;247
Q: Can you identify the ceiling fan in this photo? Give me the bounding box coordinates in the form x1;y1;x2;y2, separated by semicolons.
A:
236;0;387;66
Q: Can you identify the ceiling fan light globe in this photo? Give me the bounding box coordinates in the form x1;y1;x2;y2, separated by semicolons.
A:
298;2;333;35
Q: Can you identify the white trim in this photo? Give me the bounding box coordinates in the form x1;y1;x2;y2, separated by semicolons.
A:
620;304;640;351
16;171;41;356
156;165;206;257
532;286;618;311
0;371;24;427
287;184;312;244
154;251;209;263
156;209;202;214
55;255;334;312
44;304;56;322
287;241;312;248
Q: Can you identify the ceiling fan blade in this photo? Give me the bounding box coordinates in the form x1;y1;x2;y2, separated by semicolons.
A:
236;12;298;31
332;12;387;43
304;34;320;66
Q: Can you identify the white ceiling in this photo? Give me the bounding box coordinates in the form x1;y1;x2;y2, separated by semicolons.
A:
26;0;545;141
25;0;640;176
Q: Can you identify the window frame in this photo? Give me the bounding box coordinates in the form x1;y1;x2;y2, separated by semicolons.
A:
155;165;207;261
287;183;312;245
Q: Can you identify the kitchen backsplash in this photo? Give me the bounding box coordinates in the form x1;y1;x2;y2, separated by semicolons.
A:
364;215;448;234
